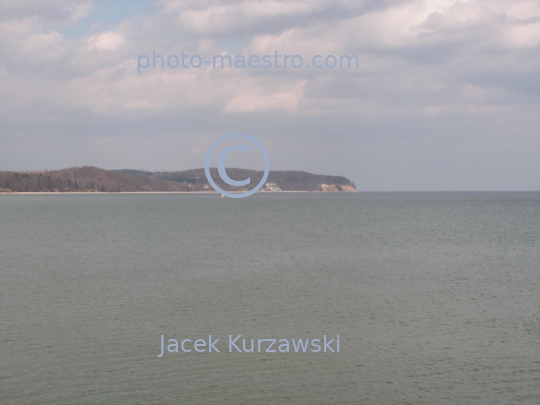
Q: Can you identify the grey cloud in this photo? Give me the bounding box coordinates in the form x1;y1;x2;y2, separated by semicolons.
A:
157;0;408;38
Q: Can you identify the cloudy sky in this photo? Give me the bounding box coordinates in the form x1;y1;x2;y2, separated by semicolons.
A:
0;0;538;190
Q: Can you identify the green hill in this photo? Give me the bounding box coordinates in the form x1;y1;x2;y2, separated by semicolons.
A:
0;167;356;193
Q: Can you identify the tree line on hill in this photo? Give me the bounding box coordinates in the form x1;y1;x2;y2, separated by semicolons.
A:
0;166;356;192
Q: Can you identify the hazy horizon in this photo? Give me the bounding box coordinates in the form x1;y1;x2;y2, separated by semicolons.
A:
2;165;540;192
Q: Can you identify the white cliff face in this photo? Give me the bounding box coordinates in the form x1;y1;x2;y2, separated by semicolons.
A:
319;183;338;192
319;183;356;192
338;184;356;192
261;182;282;192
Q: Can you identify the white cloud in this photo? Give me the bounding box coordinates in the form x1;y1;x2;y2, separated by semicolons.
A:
223;79;305;112
88;32;125;50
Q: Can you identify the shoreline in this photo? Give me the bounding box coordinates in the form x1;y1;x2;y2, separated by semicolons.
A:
0;190;349;195
0;191;218;195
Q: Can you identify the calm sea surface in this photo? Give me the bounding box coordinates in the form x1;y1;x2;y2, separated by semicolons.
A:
1;192;539;404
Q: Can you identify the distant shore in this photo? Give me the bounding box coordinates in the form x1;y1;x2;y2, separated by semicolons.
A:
0;190;321;195
0;166;356;193
0;191;217;195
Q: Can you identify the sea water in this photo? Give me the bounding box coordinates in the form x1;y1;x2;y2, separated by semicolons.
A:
1;192;539;404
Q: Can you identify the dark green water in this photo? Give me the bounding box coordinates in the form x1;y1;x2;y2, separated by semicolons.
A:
1;192;539;404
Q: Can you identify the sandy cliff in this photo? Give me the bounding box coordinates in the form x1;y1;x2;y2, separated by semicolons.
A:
319;183;356;192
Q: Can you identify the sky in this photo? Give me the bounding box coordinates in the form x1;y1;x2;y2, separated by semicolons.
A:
0;0;539;191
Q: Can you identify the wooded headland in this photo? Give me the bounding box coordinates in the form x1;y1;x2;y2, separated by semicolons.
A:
0;167;356;193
